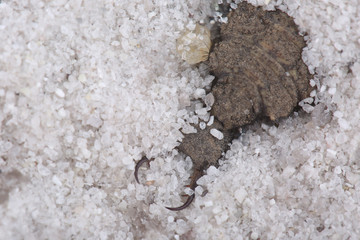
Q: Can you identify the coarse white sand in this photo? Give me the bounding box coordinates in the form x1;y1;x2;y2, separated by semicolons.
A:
0;0;360;239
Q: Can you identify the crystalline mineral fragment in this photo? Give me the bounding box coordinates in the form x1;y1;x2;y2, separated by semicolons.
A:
176;24;211;65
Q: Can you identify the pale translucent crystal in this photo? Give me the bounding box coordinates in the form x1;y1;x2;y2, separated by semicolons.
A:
176;24;211;65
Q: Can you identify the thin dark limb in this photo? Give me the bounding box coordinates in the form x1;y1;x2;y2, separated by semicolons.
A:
165;194;195;211
165;168;202;211
134;156;150;184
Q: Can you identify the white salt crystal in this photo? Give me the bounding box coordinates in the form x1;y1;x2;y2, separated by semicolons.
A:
261;123;269;130
195;103;203;111
186;21;196;31
207;116;214;126
234;188;247;203
111;41;120;46
52;0;67;6
142;136;151;148
177;109;187;117
148;11;156;18
194;88;205;98
328;87;336;95
201;114;211;123
264;0;271;4
75;161;90;170
207;166;219;176
219;16;228;23
190;115;199;124
60;25;73;37
119;24;130;39
58;108;66;118
302;104;314;113
204;200;213;207
205;93;215;108
310;90;317;97
212;206;222;214
319;183;327;191
193;216;202;224
37;164;51;176
332;15;350;31
296;173;304;181
333;111;343;118
299;98;314;112
86;116;102;128
334;166;342;175
184;188;194;196
282;166;296;178
77;138;87;148
5;91;15;106
327;149;337;157
56;195;65;205
269;206;279;220
20;88;31;97
52;175;62;186
78;74;86;83
210;128;224;140
310;79;316;87
55;88;65;98
346;171;360;185
195;108;208;115
122;156;133;165
195;186;204;195
301;97;314;104
251;232;259;240
338;118;350;130
64;135;73;144
335;133;348;144
199;122;206;130
306;141;317;151
176;161;186;173
31;115;40;128
168;216;174;223
268;126;277;136
0;141;12;153
99;231;108;240
181;123;197;134
215;213;228;225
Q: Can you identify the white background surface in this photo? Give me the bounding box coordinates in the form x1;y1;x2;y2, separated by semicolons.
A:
0;0;360;239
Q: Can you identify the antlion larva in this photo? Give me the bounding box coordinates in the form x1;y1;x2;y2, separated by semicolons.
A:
135;2;313;211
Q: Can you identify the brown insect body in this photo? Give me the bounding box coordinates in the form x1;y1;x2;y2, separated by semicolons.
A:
135;2;313;211
177;119;234;174
210;2;313;129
